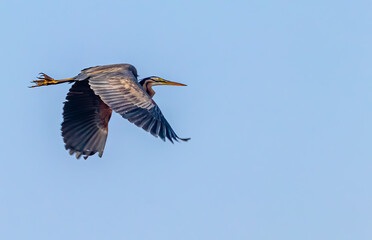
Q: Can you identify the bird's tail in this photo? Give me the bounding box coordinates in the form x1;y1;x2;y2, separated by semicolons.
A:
29;73;75;88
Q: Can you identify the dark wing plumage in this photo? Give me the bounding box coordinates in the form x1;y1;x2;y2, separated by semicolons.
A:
123;104;189;143
62;80;112;159
76;65;189;142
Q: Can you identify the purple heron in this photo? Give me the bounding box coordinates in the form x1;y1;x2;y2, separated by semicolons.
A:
30;64;190;159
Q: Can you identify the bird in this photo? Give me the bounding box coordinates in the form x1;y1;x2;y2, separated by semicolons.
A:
30;63;190;159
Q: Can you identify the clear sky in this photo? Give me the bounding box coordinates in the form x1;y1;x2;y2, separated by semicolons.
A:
1;0;371;239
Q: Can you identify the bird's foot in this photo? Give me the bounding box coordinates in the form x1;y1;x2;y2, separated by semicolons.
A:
29;73;57;88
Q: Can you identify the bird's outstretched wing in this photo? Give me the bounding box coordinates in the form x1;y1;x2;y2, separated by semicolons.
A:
77;66;189;142
62;80;112;159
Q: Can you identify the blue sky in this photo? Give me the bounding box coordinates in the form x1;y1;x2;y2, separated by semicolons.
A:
1;0;371;239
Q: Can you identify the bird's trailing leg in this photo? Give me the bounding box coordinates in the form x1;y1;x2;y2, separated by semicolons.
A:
29;73;74;88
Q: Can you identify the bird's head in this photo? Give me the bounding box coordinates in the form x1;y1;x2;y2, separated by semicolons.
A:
139;76;187;87
139;76;187;97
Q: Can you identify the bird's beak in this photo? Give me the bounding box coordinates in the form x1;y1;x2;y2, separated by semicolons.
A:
161;79;187;86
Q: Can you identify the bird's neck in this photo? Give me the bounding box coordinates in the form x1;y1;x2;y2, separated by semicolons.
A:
141;80;155;98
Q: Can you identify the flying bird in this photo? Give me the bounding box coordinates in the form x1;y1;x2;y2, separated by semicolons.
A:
30;64;190;159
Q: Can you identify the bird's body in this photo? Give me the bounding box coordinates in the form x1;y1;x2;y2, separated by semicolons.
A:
31;64;189;159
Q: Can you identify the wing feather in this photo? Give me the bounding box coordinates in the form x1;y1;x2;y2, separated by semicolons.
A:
62;80;112;159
